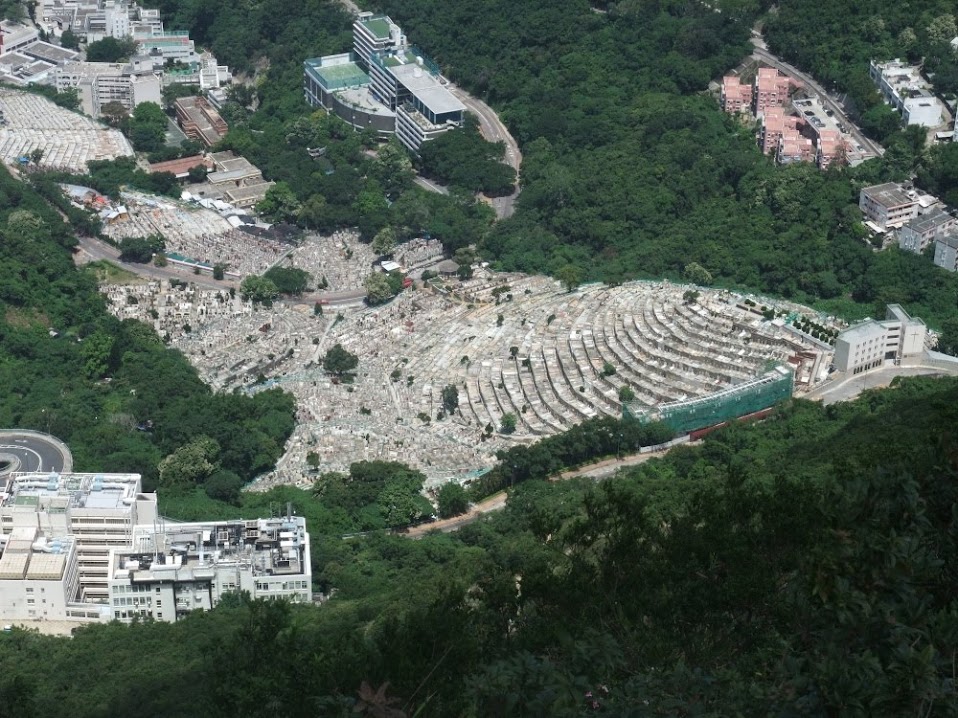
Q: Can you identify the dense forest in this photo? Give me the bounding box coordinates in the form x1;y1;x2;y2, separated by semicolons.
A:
1;376;956;716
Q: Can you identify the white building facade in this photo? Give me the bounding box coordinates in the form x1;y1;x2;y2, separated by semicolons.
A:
859;183;920;230
833;304;927;374
933;232;958;272
108;517;312;623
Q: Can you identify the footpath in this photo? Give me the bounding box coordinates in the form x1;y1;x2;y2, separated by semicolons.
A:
405;445;683;537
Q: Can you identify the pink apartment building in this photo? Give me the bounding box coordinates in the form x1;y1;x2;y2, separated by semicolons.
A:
754;67;802;114
721;75;752;113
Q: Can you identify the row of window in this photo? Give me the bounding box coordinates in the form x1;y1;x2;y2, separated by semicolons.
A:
113;584;161;594
254;580;309;592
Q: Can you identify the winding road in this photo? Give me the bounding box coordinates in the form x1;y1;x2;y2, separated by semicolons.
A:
448;84;522;220
0;431;73;475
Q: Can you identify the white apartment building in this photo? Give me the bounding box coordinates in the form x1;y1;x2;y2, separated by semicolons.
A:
898;208;956;253
108;516;311;623
54;58;161;116
833;304;926;374
869;59;944;127
859;183;919;230
933;232;958;272
0;471;313;625
0;473;157;602
352;12;405;69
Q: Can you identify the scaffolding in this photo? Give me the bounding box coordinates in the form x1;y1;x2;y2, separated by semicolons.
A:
624;366;794;434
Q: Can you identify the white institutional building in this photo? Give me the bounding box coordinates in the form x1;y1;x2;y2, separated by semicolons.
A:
303;12;465;152
833;305;927;374
0;472;311;625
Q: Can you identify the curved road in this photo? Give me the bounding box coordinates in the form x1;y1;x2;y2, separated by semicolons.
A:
78;235;369;306
0;431;73;475
448;84;523;220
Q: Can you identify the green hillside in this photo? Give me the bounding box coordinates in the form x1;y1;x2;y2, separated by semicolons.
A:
1;376;956;716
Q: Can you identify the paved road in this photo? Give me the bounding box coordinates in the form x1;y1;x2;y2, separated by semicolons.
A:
76;236;237;291
806;364;958;405
413;176;449;195
0;431;73;475
448;85;522;219
750;40;884;159
79;236;370;306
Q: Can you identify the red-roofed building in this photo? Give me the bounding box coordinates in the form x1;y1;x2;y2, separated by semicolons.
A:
721;75;752;114
147;155;213;179
815;130;846;169
777;130;813;164
754;67;802;114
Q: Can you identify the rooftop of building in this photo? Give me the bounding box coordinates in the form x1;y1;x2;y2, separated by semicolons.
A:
335;85;396;117
304;54;370;90
861;182;916;208
837;319;887;342
792;95;844;137
357;15;395;40
390;62;464;114
0;527;73;581
0;473;144;511
112;516;309;582
936;230;958;250
902;207;953;233
147;154;210;176
21;41;80;64
0;20;39;42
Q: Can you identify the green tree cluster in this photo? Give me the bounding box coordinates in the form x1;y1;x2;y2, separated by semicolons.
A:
85;37;139;63
1;377;957;716
239;275;279;305
417;115;515;195
263;266;310;296
118;234;165;263
322;343;358;377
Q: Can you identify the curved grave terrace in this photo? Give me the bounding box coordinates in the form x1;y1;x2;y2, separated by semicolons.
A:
0;89;132;172
103;272;836;487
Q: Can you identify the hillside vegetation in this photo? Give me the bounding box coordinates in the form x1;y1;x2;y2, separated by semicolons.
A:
0;376;956;716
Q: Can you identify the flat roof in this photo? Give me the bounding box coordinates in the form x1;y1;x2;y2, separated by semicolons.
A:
936;231;958;250
335;86;396;117
1;473;142;510
838;320;885;342
903;208;952;234
862;182;915;209
389;63;464;114
22;41;79;64
359;16;393;40
305;55;370;89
